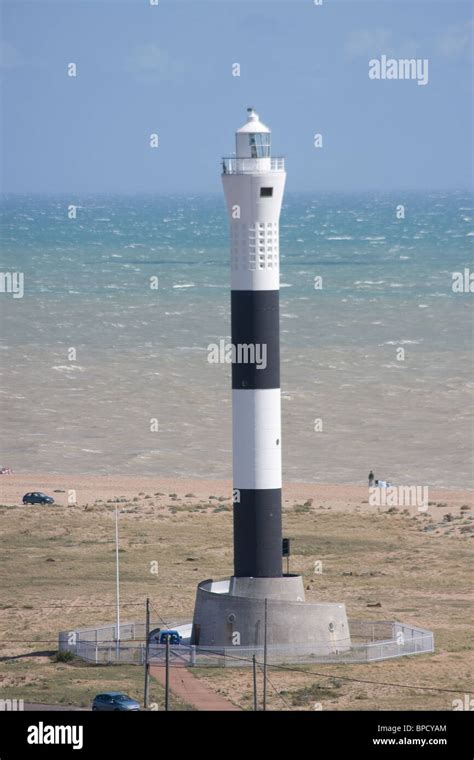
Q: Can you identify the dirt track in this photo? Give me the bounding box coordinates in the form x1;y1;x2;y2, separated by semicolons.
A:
150;664;241;711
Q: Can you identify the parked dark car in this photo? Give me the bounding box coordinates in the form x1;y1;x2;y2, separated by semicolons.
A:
22;492;55;505
159;630;182;645
91;692;140;712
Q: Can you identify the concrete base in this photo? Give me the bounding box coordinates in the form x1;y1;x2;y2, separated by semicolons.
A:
191;576;351;654
229;574;306;601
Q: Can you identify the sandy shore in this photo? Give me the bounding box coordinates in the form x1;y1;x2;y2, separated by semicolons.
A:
0;474;471;516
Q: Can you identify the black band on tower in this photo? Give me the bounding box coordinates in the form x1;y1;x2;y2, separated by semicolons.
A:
231;290;280;390
233;488;283;577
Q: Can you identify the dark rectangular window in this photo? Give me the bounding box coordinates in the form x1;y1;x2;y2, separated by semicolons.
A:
260;187;273;197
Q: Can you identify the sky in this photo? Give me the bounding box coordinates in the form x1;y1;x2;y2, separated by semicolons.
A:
1;0;472;194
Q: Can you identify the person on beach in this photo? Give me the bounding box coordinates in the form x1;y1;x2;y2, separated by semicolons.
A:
368;470;375;487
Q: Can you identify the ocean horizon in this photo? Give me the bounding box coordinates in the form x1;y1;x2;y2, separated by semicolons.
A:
0;190;473;487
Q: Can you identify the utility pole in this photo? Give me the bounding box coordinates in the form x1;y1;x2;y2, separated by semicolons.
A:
165;635;170;711
144;597;150;708
252;654;258;711
263;598;268;712
115;505;120;658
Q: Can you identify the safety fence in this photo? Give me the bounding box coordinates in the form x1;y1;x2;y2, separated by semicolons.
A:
59;619;434;667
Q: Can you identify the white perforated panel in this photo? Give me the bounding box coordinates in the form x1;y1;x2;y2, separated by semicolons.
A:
230;221;280;290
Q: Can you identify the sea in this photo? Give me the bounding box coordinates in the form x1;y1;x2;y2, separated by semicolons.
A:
0;191;473;487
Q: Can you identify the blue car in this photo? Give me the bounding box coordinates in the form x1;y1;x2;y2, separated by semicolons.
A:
23;492;55;505
91;692;140;711
159;630;182;645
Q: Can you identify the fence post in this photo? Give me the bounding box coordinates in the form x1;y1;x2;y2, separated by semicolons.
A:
144;598;150;708
252;655;257;711
263;598;268;712
165;637;170;712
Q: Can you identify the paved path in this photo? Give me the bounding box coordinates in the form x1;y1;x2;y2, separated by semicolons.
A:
150;665;241;711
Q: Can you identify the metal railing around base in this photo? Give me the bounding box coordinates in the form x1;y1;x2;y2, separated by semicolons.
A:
60;619;434;667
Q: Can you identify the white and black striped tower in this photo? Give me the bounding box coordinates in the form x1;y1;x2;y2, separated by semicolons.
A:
222;108;286;578
192;111;351;648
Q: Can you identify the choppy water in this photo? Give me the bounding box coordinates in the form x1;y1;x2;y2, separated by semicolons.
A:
0;192;473;486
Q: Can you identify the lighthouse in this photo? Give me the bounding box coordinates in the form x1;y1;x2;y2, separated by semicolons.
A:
191;109;351;653
222;108;286;579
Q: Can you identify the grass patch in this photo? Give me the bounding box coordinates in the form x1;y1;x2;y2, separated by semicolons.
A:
0;495;472;711
282;680;342;707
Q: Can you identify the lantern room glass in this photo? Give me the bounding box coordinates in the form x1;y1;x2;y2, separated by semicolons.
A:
249;133;271;158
